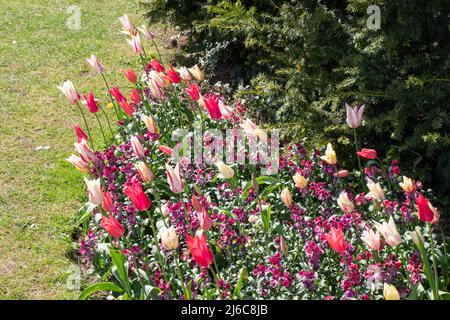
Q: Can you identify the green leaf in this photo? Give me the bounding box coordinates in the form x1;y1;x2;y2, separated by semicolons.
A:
260;205;271;232
109;248;133;297
78;282;124;300
256;176;278;185
233;266;248;297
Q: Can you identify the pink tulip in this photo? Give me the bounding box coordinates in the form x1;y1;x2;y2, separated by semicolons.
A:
102;191;114;213
57;80;79;104
123;68;137;83
83;92;99;113
86;55;105;74
346;103;365;129
415;193;438;223
74;141;96;163
203;94;222;120
191;195;203;212
84;177;103;205
127;34;143;54
159;145;173;156
357;148;377;159
198;207;212;231
100;214;125;239
74;125;88;143
109;87;126;104
66;154;89;172
334;170;349;178
165;65;181;84
130;136;145;158
166;162;184;194
324;227;347;253
138;25;155;40
218;100;234;120
186;232;214;268
148;59;165;73
185;82;200;101
119;14;136;36
130;89;141;104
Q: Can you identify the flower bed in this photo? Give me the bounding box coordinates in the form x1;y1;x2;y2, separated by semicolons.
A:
59;15;449;300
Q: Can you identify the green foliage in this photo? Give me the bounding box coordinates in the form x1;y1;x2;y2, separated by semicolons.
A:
145;0;450;207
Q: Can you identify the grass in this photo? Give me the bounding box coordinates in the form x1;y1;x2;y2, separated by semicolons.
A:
0;0;175;299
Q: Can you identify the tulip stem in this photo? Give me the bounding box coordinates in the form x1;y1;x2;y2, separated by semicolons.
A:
151;39;163;64
99;105;114;136
429;224;440;300
174;250;189;300
94;113;108;146
101;74;121;121
76;103;95;149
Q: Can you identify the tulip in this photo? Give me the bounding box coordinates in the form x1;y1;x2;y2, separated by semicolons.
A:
345;103;365;129
198;207;213;231
178;67;191;81
374;216;401;247
361;228;381;251
143;115;159;134
320;143;337;165
74;141;96;162
130;136;145;159
161;202;171;217
124;177;151;211
365;178;385;201
383;283;400;300
324;227;347;253
159;226;179;250
129;89;141;104
203;94;222;120
191;195;202;212
119;14;136;36
185;82;200;101
149;70;166;88
123;68;137;83
165;65;181;84
240;119;268;142
119;100;134;116
356;148;377;159
166;163;184;194
100;214;125;239
86;54;105;74
334;170;349;178
399;176;415;193
147;79;164;100
279;236;288;256
293;173;308;189
218;100;234;120
84;177;103;205
216;161;234;179
74;124;88;143
135;161;153;182
409;227;425;246
57;80;79;104
337;192;354;213
415;193;438;223
109;87;126;104
127;34;143;54
188;64;205;81
83;92;99;113
159;145;173;156
102;191;114;213
186;232;214;268
149;59;165;73
138;24;155;40
66;154;89;172
281;187;293;207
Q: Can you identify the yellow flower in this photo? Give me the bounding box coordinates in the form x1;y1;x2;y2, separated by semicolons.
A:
106;102;114;109
293;173;308;189
383;283;400;300
320;143;337;165
399;176;415;193
188;64;205;81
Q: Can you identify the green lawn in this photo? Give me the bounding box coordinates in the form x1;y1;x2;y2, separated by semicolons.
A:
0;0;172;299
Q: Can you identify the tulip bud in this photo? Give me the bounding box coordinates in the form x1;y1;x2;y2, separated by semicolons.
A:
279;236;288;256
102;191;114;213
216;161;234;179
159;226;179;250
334;170;349;178
281;188;292;207
86;54;105;74
191;195;202;212
293;173;308;189
130;136;145;159
383;283;400;300
135;161;153;182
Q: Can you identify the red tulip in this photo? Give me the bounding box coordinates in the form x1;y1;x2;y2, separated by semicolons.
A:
119;100;134;116
415;193;435;223
123;68;137;83
124;177;151;211
159;145;173;156
110;86;126;104
102;191;114;213
186;232;214;268
198;207;212;231
148;59;165;73
185;82;200;101
100;214;125;239
324;227;347;253
165;65;181;84
203;94;222;120
191;194;202;212
356;148;378;159
74;124;88;143
130;89;141;104
83;92;99;113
